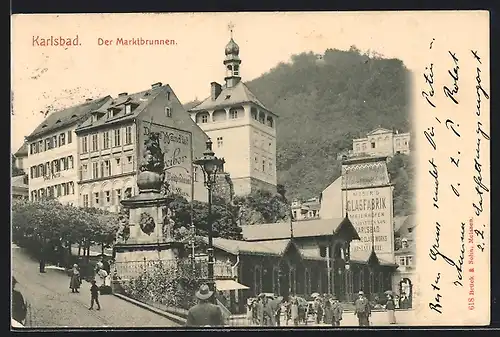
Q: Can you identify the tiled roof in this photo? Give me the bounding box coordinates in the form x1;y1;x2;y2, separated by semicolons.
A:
12;175;28;189
204;237;291;256
14;142;28;157
188;81;270;113
26;96;112;140
343;157;390;189
395;215;416;236
76;87;165;133
241;218;346;241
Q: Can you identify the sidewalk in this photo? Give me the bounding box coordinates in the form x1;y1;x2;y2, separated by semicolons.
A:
12;246;179;328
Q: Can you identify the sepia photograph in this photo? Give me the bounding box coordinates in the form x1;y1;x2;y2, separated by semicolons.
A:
11;11;490;328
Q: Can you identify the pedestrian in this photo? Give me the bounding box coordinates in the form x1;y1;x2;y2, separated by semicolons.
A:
39;257;45;273
12;276;27;325
69;264;81;293
386;294;396;324
88;280;101;310
314;297;323;324
185;284;224;327
331;296;343;327
323;298;333;325
354;291;371;326
273;296;283;326
290;297;299;326
246;299;254;325
260;294;275;326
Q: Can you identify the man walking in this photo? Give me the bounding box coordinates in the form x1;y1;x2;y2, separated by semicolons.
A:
354;291;371;326
186;284;224;327
331;296;343;327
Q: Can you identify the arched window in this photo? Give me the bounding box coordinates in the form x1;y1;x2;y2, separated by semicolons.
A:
266;116;274;128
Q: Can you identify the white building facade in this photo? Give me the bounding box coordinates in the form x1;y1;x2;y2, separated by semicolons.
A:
188;36;278;196
25;97;111;205
352;127;410;158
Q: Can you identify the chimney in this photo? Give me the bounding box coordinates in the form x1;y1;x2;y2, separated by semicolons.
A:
118;92;128;97
151;82;162;89
211;82;222;101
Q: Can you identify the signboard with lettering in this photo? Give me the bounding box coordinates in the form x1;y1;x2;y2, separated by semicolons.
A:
142;124;193;200
343;186;394;262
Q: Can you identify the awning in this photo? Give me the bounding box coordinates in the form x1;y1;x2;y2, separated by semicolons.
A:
215;279;250;291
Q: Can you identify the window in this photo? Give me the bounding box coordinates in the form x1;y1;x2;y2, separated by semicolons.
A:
262;160;266;172
81;164;88;180
396;139;401;146
105;191;111;204
56;184;61;197
68;131;72;144
69;182;74;194
269;161;273;172
94;192;99;206
201;114;208;123
91;134;99;152
165;107;172;117
230;110;238;119
45;138;51;150
116;189;122;203
125;104;132;114
356;144;360;151
59;158;66;171
62;183;68;196
59;133;66;146
399;257;406;266
125;126;132;144
102;160;111;177
52;135;58;148
404;140;408;146
234;64;239;76
371;142;376;149
82;136;88;153
217;137;223;148
319;246;327;258
39;140;44;152
83;194;89;207
166;91;171;100
127;156;132;163
68;156;74;169
103;131;110;149
114;129;121;147
92;162;99;179
362;143;367;151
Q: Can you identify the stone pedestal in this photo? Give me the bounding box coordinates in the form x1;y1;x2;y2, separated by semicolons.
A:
113;171;184;279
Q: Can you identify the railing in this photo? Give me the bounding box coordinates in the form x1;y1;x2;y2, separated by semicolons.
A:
113;258;233;281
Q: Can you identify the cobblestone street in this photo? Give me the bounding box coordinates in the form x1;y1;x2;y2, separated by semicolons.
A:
12;245;179;328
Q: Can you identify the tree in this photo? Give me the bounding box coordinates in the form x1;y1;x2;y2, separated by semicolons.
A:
387;153;415;216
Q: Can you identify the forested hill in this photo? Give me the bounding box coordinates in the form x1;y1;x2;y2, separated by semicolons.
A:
185;46;411;200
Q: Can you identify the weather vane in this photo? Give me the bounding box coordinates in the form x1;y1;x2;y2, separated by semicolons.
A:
228;22;235;38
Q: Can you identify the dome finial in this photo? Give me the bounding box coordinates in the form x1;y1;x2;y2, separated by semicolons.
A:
228;21;235;39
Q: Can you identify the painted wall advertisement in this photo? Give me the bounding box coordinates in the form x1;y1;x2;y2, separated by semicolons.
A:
343;186;394;262
142;123;193;200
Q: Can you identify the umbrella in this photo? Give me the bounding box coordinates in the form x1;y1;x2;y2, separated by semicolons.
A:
311;292;320;298
384;290;394;296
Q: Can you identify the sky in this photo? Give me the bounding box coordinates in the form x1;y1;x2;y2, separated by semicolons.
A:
10;11;485;152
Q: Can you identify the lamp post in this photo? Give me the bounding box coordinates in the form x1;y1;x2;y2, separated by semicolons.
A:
193;138;225;304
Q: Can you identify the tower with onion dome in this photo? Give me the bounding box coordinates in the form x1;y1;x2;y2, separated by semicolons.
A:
189;24;278;196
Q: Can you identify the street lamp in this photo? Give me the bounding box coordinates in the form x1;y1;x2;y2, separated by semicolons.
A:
193;138;225;303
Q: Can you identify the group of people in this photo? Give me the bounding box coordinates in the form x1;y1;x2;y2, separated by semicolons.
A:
68;258;111;311
310;295;344;326
246;293;284;326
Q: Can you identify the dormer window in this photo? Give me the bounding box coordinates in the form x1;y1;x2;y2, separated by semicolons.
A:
125;104;132;114
165;107;172;118
225;95;231;100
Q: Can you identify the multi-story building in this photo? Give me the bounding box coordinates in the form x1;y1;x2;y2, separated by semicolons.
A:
291;197;321;221
188;35;278;196
25;97;112;204
75;82;210;212
351;127;410;158
392;215;416;308
12;175;29;200
13;142;28;172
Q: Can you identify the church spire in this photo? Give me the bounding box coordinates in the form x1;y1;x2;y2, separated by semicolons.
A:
223;22;241;88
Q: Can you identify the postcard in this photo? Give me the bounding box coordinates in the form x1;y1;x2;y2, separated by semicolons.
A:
11;11;490;328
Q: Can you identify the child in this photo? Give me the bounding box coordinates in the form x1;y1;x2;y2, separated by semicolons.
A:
89;280;101;310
